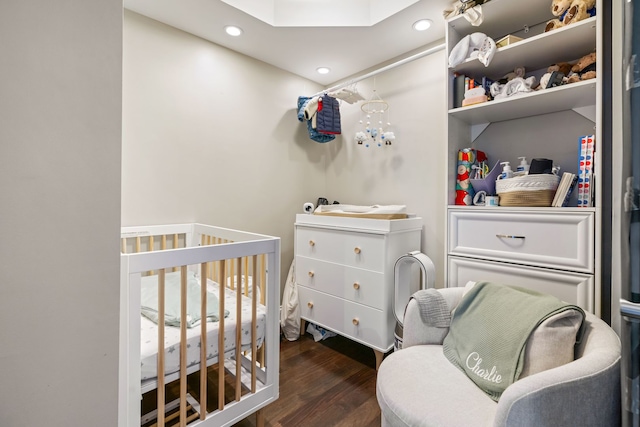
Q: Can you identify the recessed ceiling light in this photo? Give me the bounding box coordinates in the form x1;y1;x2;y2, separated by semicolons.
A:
412;19;432;31
224;25;243;36
316;67;331;75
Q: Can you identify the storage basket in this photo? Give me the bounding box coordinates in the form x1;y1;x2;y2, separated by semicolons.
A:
496;174;560;207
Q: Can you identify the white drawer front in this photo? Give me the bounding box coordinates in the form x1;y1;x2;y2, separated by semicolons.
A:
295;256;386;309
298;286;393;351
448;210;594;272
448;256;594;312
296;226;386;272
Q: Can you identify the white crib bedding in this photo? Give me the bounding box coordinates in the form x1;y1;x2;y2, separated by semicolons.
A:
140;277;266;384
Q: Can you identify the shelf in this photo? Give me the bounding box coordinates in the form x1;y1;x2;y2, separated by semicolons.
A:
448;78;596;125
447;0;553;40
447;206;596;213
452;17;597;78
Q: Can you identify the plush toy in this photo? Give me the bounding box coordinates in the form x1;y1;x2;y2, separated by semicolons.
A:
567;52;596;83
381;131;395;146
545;0;595;32
537;62;573;90
456;149;476;206
550;62;574;76
545;0;572;31
562;0;596;26
495;66;526;84
355;131;367;145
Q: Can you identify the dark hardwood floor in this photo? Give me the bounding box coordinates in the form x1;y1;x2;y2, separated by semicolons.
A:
233;332;383;427
142;332;384;427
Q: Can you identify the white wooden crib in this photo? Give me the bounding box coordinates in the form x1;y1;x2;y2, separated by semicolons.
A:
119;223;280;427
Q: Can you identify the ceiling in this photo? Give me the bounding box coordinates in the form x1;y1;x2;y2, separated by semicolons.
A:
123;0;451;86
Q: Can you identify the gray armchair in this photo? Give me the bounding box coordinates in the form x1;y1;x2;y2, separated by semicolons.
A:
376;287;622;427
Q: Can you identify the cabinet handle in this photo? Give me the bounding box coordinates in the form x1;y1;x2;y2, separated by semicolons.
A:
496;234;526;239
352;318;359;326
308;271;314;278
307;302;313;309
354;247;361;254
353;282;360;290
309;240;315;247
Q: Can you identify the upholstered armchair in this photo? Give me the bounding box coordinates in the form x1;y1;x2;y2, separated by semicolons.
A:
376;287;622;427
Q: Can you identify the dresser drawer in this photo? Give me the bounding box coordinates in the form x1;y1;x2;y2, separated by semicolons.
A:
295;226;386;272
448;256;594;312
296;255;386;309
298;286;393;352
448;210;594;272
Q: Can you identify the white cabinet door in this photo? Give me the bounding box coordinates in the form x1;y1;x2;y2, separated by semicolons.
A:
448;256;594;311
449;210;594;273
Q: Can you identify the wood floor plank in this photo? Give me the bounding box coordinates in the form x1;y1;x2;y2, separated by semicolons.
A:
232;333;383;427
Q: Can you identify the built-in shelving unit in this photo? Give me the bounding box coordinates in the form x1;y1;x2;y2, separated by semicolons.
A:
444;0;602;314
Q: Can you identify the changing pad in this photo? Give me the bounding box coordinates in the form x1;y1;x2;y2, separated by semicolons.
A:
314;204;408;219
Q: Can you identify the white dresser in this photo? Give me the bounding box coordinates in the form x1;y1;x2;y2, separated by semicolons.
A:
447;208;595;312
294;214;422;367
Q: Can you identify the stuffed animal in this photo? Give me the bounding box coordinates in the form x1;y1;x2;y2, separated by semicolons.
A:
545;0;595;32
567;52;596;83
381;131;396;146
545;0;572;31
537;62;573;90
562;0;596;25
455;149;476;206
355;131;367;145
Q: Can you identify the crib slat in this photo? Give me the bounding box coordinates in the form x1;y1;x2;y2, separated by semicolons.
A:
136;236;141;253
199;262;207;421
260;254;266;367
260;254;266;305
179;265;187;427
235;257;242;401
244;259;249;296
230;258;235;290
149;235;155;275
158;269;166;427
121;238;126;254
218;260;226;411
251;255;258;393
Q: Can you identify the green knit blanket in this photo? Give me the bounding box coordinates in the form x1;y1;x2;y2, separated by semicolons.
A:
442;282;584;401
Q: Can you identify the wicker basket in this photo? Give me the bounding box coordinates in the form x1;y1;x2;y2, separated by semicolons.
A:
496;174;560;207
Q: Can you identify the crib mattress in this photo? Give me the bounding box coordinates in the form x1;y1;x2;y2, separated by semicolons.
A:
140;278;266;385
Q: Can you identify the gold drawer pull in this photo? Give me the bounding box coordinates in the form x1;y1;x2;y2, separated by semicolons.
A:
354;247;361;254
496;234;526;239
352;318;359;326
307;302;314;309
308;271;314;278
353;282;360;290
309;240;315;246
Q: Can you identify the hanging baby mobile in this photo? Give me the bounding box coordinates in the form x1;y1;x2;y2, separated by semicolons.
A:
355;89;395;148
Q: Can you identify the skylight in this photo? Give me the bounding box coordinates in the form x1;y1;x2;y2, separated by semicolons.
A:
220;0;421;27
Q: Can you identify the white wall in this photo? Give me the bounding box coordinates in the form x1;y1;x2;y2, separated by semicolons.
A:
0;2;122;426
122;11;327;278
122;12;448;288
325;48;448;286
